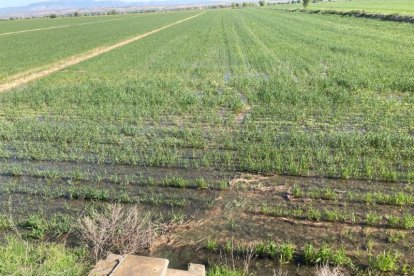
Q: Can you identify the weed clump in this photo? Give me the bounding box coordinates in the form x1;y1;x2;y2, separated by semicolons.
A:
163;176;188;188
207;266;243;276
304;244;352;266
0;215;11;230
369;251;400;272
20;214;48;239
0;236;88;275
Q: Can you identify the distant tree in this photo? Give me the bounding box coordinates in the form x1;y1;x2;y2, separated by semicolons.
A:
73;11;80;17
107;10;117;15
235;2;240;7
49;14;57;18
259;0;266;6
303;0;312;8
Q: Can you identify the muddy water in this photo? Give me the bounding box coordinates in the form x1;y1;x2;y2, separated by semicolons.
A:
150;174;414;274
0;170;413;274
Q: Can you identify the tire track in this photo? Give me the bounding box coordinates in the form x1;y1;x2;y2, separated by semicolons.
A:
0;13;204;93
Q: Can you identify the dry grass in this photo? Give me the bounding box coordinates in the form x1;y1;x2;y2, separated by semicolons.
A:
315;264;345;276
79;204;178;260
217;240;256;275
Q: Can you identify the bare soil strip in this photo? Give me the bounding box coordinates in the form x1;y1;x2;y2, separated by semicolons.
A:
0;25;71;36
0;13;203;93
0;16;137;36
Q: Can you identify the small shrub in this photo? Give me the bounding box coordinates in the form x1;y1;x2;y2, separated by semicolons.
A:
365;212;381;226
224;239;233;253
304;243;317;264
321;188;336;200
195;178;208;189
79;204;174;260
279;243;295;264
265;240;278;258
307;207;322;221
369;251;399;272
292;185;303;197
330;247;351;266
386;215;400;228
255;242;266;256
316;244;333;264
323;209;340;222
207;238;218;251
401;214;414;229
218;180;229;190
50;214;75;236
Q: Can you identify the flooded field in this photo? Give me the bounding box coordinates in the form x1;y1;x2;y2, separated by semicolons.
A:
0;6;413;275
1;168;413;274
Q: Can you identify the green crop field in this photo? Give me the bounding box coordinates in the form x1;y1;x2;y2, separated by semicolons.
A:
274;0;414;15
0;13;138;33
0;5;413;275
0;11;197;81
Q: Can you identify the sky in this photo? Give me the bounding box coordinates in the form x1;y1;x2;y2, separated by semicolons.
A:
0;0;143;9
0;0;39;8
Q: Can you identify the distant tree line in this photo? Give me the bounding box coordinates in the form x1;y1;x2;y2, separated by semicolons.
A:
3;0;308;21
230;1;266;8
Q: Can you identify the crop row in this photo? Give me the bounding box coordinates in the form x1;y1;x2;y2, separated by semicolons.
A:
255;203;414;230
292;186;414;206
206;239;413;273
0;164;229;190
0;183;216;208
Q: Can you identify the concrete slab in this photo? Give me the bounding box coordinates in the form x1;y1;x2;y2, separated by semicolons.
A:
111;255;169;276
166;268;193;276
88;253;123;276
188;264;205;276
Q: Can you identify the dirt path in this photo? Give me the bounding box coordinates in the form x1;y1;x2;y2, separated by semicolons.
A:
0;25;72;36
0;16;142;37
0;13;204;93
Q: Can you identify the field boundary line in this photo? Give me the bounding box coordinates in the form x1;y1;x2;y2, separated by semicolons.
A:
0;12;204;93
0;25;73;36
0;14;159;36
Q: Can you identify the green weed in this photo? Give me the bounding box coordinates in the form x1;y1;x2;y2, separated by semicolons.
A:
0;236;88;275
369;251;400;272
